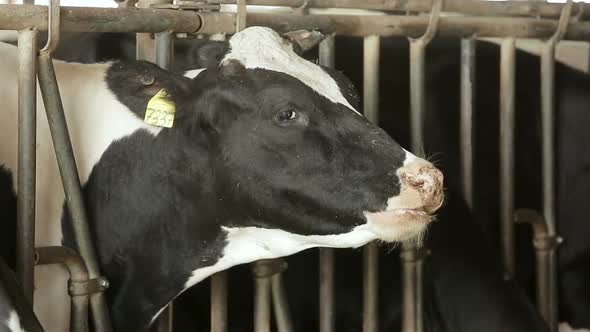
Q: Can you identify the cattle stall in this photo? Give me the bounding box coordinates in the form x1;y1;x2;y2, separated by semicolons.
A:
0;0;589;331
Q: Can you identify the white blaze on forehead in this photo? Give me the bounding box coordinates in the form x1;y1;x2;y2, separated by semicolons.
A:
222;26;361;115
4;311;25;332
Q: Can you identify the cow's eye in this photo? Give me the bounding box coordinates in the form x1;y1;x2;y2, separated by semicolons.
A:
276;109;298;122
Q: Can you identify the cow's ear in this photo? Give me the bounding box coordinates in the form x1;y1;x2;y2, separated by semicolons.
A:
220;59;246;77
186;39;230;68
106;60;193;117
282;29;325;55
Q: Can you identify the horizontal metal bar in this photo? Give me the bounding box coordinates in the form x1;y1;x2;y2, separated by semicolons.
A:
207;0;590;20
0;4;201;33
2;5;590;40
198;12;590;41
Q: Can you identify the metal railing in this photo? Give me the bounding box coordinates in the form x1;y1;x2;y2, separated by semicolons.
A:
1;0;580;331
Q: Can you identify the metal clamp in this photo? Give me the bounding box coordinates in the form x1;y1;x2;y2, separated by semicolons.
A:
69;277;110;297
40;0;60;54
514;209;563;251
251;258;288;278
410;0;442;44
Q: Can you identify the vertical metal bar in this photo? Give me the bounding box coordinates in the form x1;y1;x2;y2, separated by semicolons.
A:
271;272;294;332
404;37;432;332
236;0;247;33
537;2;572;329
254;272;272;332
362;34;380;332
318;248;334;332
318;34;335;332
460;38;476;211
540;43;558;332
409;40;427;155
135;0;157;62
37;53;113;332
404;0;442;322
151;302;173;332
318;34;335;68
16;28;37;305
149;5;175;331
401;247;424;332
70;295;89;332
363;35;380;124
211;272;228;332
499;37;516;278
155;31;173;70
136;33;155;62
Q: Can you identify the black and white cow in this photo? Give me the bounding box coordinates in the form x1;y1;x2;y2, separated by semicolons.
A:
0;27;444;331
145;36;547;332
162;35;590;332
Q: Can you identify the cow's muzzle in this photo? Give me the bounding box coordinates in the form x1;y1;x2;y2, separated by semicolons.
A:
397;159;444;215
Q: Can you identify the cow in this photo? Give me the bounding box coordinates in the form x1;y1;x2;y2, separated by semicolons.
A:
149;37;549;332
0;26;444;331
26;31;555;332
161;34;590;332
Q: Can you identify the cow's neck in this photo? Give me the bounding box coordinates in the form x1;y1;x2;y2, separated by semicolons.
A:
64;126;231;331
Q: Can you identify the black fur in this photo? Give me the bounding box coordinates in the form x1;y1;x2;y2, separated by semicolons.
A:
59;50;408;330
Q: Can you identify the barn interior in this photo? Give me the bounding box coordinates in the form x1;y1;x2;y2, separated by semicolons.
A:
0;1;590;332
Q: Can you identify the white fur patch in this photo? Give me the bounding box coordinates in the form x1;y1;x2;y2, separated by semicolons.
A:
559;322;590;332
150;224;378;323
222;26;360;115
153;203;428;323
403;149;419;166
184;68;207;79
4;311;25;332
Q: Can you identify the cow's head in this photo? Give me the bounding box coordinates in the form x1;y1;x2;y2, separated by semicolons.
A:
109;26;443;256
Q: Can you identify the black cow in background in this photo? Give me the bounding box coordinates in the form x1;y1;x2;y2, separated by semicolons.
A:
4;31;588;330
328;36;590;330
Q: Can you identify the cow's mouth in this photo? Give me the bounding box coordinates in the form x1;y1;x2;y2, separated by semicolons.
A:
367;208;433;224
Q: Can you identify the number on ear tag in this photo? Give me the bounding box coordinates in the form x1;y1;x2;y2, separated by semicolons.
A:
144;89;176;128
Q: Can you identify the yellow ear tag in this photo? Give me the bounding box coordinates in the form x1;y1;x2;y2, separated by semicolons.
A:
144;89;176;128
